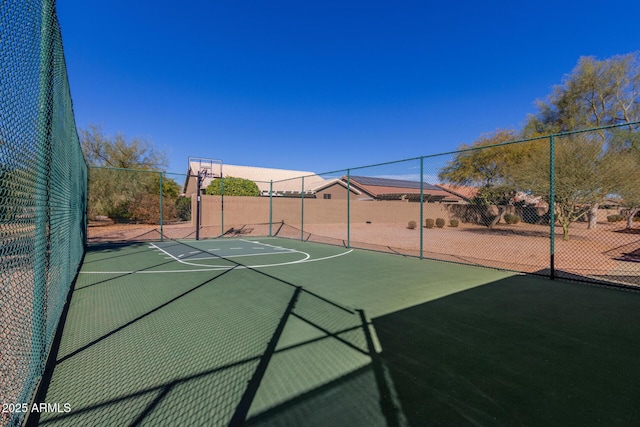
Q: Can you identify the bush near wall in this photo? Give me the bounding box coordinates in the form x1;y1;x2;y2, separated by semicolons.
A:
504;213;521;224
607;214;624;222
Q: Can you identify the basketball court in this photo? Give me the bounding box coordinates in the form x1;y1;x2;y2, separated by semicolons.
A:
34;237;640;426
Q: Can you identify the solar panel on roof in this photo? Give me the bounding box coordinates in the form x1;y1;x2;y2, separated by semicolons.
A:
349;175;441;190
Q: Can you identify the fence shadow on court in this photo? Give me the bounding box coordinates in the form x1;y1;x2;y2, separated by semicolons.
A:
373;273;640;426
33;242;406;426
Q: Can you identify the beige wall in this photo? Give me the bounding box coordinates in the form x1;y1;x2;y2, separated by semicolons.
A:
314;184;362;201
196;195;451;226
183;175;199;196
193;195;631;228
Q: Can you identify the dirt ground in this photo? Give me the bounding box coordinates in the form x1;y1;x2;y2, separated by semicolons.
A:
311;221;640;277
87;220;640;286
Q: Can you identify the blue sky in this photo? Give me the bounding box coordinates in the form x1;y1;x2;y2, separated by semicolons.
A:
57;1;640;176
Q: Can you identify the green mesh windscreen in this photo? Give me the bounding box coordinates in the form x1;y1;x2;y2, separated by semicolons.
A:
0;1;87;426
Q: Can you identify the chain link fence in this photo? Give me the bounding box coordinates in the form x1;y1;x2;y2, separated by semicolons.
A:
168;123;640;289
1;1;87;425
92;122;640;289
86;168;193;243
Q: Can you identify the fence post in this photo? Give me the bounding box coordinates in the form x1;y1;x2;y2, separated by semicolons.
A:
159;172;163;241
32;0;55;383
221;177;224;237
269;180;273;237
549;135;555;280
347;169;351;248
196;173;202;240
420;157;424;259
301;176;305;241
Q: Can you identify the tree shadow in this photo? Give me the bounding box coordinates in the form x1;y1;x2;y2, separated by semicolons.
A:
613;227;640;235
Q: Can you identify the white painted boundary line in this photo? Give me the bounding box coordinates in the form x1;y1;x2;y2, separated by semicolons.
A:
154;238;296;262
80;248;353;274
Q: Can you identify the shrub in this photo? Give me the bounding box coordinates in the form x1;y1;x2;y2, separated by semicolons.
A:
504;213;521;224
206;176;260;196
449;218;459;227
435;218;446;228
425;218;435;228
408;220;417;229
175;196;192;221
607;214;624;222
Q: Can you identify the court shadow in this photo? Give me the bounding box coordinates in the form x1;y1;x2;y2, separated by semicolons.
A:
224;225;255;236
536;267;640;289
33;240;406;426
373;274;640;426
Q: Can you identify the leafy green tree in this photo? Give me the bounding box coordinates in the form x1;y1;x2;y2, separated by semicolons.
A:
512;134;619;240
607;130;640;228
439;129;524;227
205;177;260;197
80;124;167;169
440;53;640;238
81;123;181;223
524;53;640;230
528;53;640;134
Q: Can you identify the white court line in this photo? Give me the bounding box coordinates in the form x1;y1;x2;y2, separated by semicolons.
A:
239;239;296;251
148;242;311;268
186;250;301;260
81;248;353;274
154;239;293;261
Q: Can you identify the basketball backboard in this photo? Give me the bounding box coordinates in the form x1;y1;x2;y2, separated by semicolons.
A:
188;157;222;178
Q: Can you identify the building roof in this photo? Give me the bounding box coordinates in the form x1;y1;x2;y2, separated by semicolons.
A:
347;176;441;191
185;161;326;195
348;175;461;202
312;178;363;195
435;184;479;201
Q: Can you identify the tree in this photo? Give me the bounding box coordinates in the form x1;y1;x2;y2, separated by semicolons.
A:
512;134;610;240
80;124;180;223
525;53;640;230
205;177;260;197
528;53;640;134
438;130;524;227
80;124;168;169
607;129;640;229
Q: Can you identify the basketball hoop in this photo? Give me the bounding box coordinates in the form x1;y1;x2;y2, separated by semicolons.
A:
188;157;223;240
188;156;222;179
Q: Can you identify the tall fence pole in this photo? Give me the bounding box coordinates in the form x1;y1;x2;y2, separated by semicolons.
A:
221;177;225;237
196;173;202;240
269;180;273;237
31;0;55;384
347;170;351;248
420;157;424;259
159;172;163;241
301;176;305;241
549;135;556;280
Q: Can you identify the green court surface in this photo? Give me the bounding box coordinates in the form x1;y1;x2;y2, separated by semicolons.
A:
36;237;640;426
